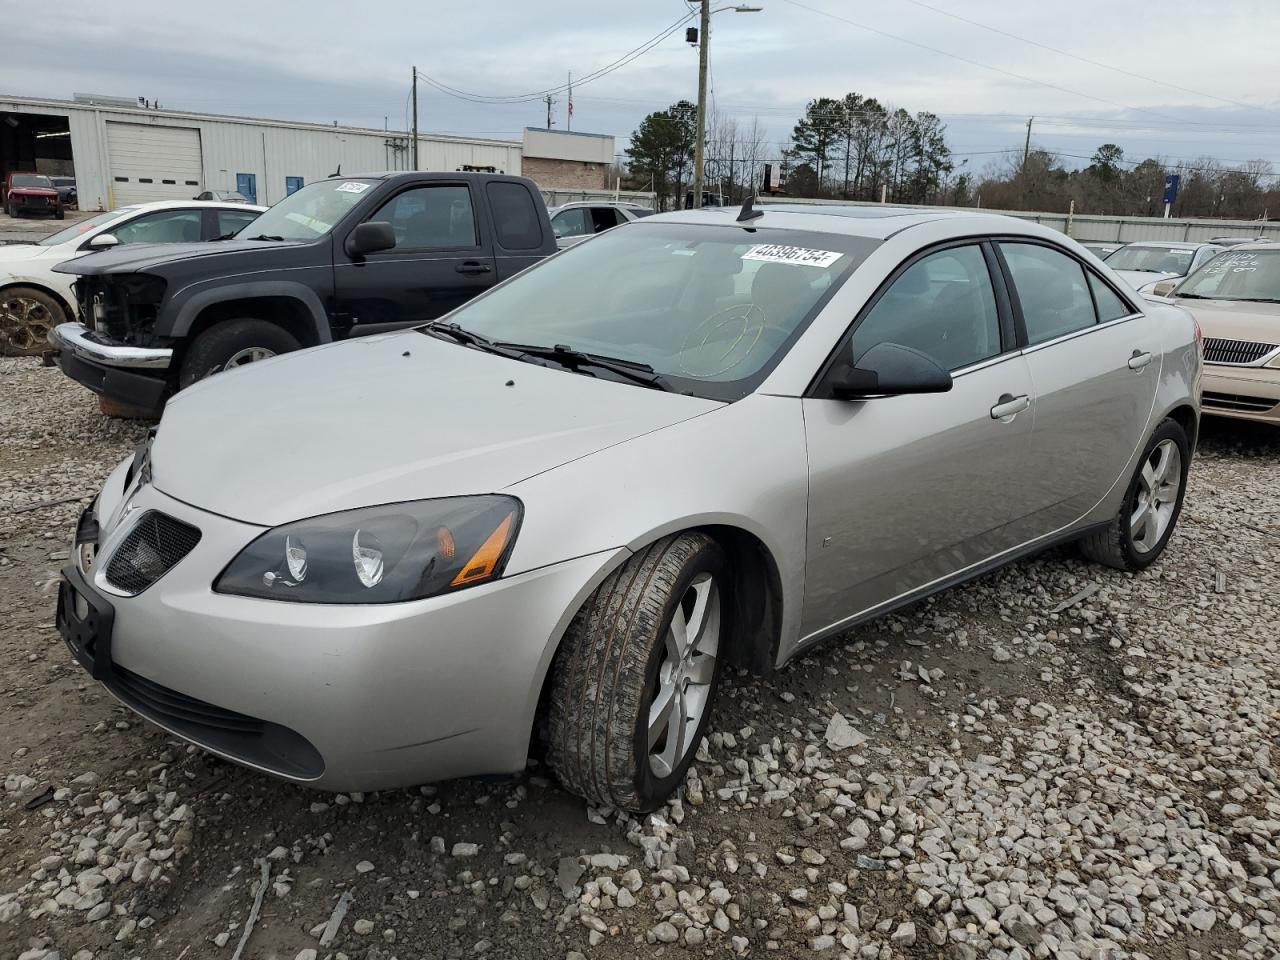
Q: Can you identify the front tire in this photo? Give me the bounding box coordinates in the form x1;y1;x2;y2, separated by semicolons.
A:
1080;418;1190;571
0;286;67;356
178;319;300;388
547;533;727;812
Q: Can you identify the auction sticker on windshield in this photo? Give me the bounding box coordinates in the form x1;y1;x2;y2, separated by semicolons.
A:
336;182;372;194
743;244;843;268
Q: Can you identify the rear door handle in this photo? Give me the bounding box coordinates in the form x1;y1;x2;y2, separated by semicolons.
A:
456;261;492;275
1128;350;1153;371
990;393;1030;420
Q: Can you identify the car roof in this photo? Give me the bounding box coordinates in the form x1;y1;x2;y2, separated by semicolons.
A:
1224;240;1279;251
645;204;1057;242
1121;240;1214;249
107;200;268;213
553;201;648;209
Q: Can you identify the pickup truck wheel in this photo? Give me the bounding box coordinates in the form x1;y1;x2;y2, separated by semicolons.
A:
547;533;727;812
178;319;300;388
0;286;66;356
54;207;65;221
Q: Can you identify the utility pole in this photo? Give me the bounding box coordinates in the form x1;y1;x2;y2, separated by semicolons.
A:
692;0;712;209
1022;116;1033;169
543;94;555;130
567;71;572;132
411;66;419;171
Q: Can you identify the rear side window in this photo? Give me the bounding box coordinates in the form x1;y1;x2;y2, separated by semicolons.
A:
1000;242;1096;345
487;181;543;250
1088;272;1133;322
552;208;589;239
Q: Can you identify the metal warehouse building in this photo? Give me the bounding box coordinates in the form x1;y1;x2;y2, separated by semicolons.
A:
0;93;530;211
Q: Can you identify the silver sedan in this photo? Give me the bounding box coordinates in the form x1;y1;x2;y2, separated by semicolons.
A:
57;204;1201;811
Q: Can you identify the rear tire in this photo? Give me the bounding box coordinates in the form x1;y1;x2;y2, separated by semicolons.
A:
1080;418;1189;571
0;285;67;356
54;206;65;221
178;319;300;389
547;533;727;812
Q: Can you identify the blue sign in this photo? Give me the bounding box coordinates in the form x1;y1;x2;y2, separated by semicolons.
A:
1163;174;1180;205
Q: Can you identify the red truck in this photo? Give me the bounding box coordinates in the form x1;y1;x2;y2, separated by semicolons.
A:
3;172;64;219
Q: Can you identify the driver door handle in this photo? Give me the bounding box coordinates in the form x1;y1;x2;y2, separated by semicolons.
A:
456;261;492;275
990;393;1030;420
1128;350;1153;371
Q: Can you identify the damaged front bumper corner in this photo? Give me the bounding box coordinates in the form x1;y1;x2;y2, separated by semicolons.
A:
48;322;172;370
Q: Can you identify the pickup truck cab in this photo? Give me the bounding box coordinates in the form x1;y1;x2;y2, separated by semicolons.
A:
4;172;64;219
49;171;556;415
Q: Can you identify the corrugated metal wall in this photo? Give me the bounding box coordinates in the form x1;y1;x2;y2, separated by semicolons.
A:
760;196;1280;243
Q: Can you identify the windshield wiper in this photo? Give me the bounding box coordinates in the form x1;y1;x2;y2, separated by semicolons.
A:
210;232;239;241
420;321;526;359
497;342;674;392
247;234;286;241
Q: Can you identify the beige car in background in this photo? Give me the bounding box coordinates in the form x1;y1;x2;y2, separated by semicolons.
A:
1157;241;1280;425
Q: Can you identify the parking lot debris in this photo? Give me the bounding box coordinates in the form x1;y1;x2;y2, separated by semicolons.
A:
556;857;585;898
22;784;53;809
1051;582;1100;613
318;889;354;946
824;712;867;750
1215;569;1227;593
229;859;270;960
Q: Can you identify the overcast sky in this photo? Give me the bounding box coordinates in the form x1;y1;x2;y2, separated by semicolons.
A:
6;0;1280;177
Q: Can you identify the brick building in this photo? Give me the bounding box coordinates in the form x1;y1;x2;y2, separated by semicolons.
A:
521;128;614;191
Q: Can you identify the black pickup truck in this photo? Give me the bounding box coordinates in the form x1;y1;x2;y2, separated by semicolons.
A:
48;171;556;415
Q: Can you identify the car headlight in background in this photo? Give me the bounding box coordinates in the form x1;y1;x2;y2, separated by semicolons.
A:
215;496;521;603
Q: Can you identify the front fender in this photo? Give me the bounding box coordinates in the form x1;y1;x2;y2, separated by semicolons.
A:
163;280;331;343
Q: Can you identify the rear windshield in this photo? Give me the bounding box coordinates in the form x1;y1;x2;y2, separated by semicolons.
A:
10;175;52;188
1106;245;1194;275
1176;249;1280;302
443;222;879;401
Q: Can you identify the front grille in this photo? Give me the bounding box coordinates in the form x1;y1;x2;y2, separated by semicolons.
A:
114;665;264;735
104;511;201;595
1202;391;1277;413
1203;337;1277;365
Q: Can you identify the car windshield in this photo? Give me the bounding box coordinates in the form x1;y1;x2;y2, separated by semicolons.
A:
38;209;131;246
1175;249;1280;301
440;222;878;401
235;178;376;240
1106;245;1195;274
11;175;52;188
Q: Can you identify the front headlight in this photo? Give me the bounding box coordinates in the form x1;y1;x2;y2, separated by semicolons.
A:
215;496;521;604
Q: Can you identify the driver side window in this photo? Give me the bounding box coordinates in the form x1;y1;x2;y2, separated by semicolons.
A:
852;244;1001;371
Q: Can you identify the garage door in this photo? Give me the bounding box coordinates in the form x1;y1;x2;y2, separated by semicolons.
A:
106;122;203;207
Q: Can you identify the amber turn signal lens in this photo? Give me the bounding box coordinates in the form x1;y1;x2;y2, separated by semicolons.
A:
451;512;516;586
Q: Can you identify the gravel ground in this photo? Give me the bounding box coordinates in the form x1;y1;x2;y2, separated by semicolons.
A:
0;211;94;245
1;357;1278;960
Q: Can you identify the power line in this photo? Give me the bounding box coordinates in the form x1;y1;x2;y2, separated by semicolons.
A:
891;0;1267;115
778;0;1187;122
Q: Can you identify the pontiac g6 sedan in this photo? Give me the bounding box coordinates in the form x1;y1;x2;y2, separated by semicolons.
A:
57;204;1201;812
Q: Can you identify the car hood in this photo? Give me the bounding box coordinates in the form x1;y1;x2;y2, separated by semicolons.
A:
1113;269;1182;291
52;238;299;276
1174;298;1280;342
151;332;723;526
0;243;50;263
9;186;58;197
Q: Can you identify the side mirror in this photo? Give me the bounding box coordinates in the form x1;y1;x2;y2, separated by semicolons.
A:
345;221;396;258
1151;279;1177;297
827;342;953;399
88;233;119;250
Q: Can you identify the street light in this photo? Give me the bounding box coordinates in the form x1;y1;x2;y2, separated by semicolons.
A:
691;2;761;210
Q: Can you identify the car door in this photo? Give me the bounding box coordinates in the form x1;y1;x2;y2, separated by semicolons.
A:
334;181;497;334
800;241;1036;638
997;240;1160;535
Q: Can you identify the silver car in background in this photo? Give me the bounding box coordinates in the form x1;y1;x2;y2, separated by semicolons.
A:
548;200;653;248
1107;240;1224;295
57;205;1200;812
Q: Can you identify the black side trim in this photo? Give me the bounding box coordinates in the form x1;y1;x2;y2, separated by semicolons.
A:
791;521;1111;658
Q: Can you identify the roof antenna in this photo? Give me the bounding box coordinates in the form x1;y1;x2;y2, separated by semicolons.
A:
330;163;341;177
737;193;763;223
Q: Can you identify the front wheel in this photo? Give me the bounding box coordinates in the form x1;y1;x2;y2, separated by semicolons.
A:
178;319;300;389
0;286;67;356
1080;418;1190;571
547;533;727;812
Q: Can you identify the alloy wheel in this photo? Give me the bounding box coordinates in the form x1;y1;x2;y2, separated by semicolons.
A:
1130;438;1182;554
222;346;277;370
0;295;53;354
648;572;721;778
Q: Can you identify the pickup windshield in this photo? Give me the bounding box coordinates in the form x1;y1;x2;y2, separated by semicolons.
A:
235;179;377;241
10;175;53;188
1176;249;1280;301
440;222;878;401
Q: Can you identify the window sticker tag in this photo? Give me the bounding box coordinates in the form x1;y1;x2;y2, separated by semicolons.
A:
743;244;843;268
335;181;371;194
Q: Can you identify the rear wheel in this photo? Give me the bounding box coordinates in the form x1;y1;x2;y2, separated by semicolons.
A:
547;533;727;812
0;286;66;356
54;206;65;221
1080;418;1189;571
178;319;300;388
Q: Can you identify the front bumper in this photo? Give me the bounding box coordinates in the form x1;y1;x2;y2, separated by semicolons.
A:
1201;364;1280;425
59;475;624;791
49;322;171;410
